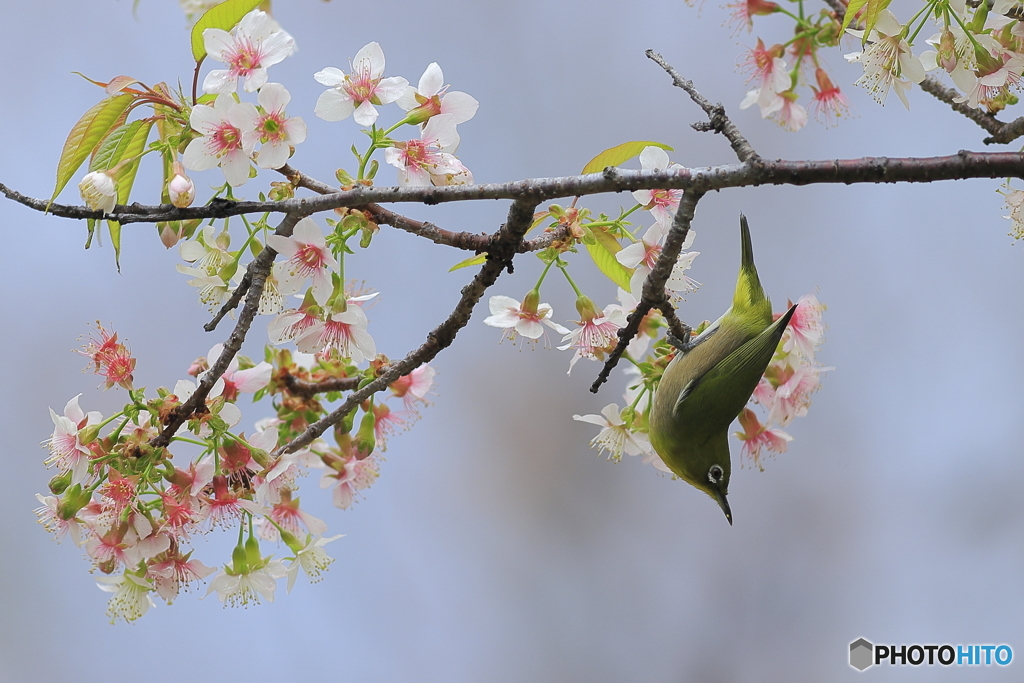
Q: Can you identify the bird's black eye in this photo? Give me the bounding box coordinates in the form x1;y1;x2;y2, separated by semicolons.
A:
708;465;723;484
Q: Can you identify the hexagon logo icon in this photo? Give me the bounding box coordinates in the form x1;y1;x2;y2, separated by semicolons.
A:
850;638;874;671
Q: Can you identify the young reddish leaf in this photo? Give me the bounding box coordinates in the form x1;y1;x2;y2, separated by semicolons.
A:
191;0;264;61
581;141;673;175
585;226;633;290
50;94;133;204
104;76;142;96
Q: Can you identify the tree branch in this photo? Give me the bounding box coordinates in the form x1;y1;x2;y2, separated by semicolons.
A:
276;199;540;455
590;189;705;393
645;51;761;164
282;373;361;398
150;212;304;448
9;151;1024;226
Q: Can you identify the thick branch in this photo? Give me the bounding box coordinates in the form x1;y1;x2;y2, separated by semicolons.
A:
10;151;1024;225
645;51;761;164
277;199;539;455
590;190;705;393
150;212;304;448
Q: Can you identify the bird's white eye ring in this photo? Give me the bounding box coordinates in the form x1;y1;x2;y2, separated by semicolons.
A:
708;465;723;484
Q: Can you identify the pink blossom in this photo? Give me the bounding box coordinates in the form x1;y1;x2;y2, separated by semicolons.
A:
630;147;683;228
148;548;216;603
559;297;626;374
244;83;306;169
201;9;295;94
397;62;479;126
384;114;470;186
267;217;339;306
183;94;259;186
44;394;101;485
389;365;436;413
321;455;379;509
294;305;376;362
736;408;792;469
483;292;570;343
573;403;653;461
314;42;409;127
783;294;826;357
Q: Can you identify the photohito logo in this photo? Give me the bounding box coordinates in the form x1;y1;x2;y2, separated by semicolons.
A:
849;638;1012;671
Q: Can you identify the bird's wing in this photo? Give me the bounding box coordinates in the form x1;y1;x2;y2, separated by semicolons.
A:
673;305;797;420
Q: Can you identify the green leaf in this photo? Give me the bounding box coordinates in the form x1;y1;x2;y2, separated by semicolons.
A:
861;0;894;39
843;0;868;37
581;141;674;175
585;227;633;290
50;94;133;204
191;0;263;61
449;253;487;272
107;220;123;272
90;120;152;270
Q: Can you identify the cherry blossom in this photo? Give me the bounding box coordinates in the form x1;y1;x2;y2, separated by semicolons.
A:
244;83;306;169
384;114;470;186
845;10;925;108
44;394;101;485
740;39;790;109
389;365;436;413
559;296;626;374
736;407;792;469
97;572;156;623
810;68;850;127
397;62;479;126
77;323;135;390
314;42;409;127
573;403;653;461
321;454;379;510
183;94;259;186
616;223;700;299
483;291;570;343
206;557;287;607
167;164;195;208
284;533;343;591
294;304;377;362
78;171;117;213
630;147;683;228
266;217;338;306
201;9;295;94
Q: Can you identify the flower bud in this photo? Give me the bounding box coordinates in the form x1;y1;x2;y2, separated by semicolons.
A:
168;172;195;208
78;171;118;213
574;295;601;322
48;470;72;495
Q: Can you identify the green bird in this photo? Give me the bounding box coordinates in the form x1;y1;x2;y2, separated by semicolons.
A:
649;215;796;525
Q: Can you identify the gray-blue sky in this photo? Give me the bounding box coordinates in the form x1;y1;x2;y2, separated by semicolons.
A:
1;1;1022;681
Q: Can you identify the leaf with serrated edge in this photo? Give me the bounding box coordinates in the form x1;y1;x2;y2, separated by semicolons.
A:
581;141;673;175
51;94;133;203
191;0;264;61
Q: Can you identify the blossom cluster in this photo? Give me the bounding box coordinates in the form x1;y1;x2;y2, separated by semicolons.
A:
37;324;436;622
722;0;1024;133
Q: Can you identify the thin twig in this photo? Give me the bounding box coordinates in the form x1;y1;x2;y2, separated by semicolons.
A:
150;212;304;448
645;51;761;164
590;189;705;393
276;199;539;455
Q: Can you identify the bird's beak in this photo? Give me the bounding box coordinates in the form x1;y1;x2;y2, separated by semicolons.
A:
712;489;733;526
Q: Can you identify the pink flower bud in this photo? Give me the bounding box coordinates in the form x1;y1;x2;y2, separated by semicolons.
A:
78;171;118;213
168;172;195;208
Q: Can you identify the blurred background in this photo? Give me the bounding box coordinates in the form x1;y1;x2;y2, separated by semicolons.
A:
2;1;1023;681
